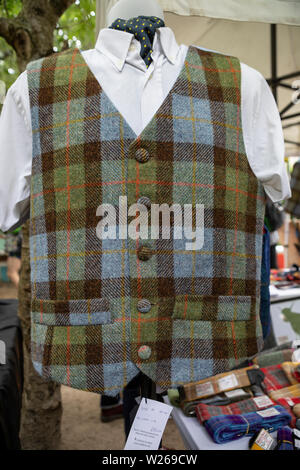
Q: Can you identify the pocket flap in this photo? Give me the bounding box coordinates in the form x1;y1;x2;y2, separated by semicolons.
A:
31;297;111;326
173;294;256;321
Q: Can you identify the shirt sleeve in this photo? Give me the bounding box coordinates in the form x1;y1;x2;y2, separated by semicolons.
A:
0;71;32;232
240;63;291;203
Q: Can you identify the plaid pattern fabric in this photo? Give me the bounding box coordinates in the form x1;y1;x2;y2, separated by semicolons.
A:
285;160;300;217
276;426;294;450
262;364;292;393
26;45;265;395
281;362;300;385
179;366;257;402
204;405;291;444
276;397;300;428
196;396;276;423
270;384;300;401
253;348;294;367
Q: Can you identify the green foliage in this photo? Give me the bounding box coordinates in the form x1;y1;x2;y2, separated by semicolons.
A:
55;0;96;53
0;0;96;92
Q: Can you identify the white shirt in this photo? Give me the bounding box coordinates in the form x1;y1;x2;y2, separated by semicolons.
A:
0;26;291;232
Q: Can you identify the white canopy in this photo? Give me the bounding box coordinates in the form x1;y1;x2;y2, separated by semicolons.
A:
97;1;300;28
96;1;300;156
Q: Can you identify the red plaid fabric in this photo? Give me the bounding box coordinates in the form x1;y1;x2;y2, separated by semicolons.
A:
276;397;300;428
261;364;291;393
196;396;276;424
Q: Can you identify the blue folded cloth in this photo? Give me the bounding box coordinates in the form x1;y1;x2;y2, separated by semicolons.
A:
277;426;294;450
204;405;291;444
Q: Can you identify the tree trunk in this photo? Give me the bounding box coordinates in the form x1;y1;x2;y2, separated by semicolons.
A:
0;0;75;71
0;0;76;449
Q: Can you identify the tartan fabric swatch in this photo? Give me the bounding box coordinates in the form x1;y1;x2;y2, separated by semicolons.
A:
26;45;265;395
182;389;253;417
179;366;257;402
204;405;291;444
285;160;300;217
253;349;294;367
281;362;300;385
196;396;276;424
261;364;292;393
276;397;300;428
270;384;300;401
276;426;294;450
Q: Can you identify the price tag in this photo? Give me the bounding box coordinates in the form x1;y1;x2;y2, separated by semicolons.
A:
195;381;214;397
124;398;173;450
251;429;275;450
253;396;274;409
224;388;247;398
218;373;238;392
292;348;300;362
256;407;280;418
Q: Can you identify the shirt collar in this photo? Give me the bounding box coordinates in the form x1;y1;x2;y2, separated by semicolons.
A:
95;26;180;72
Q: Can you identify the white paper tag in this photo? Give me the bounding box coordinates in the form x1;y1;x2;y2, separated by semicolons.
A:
224;388;247;398
124;398;173;450
218;373;238;392
195;381;214;397
256;407;280;418
292;348;300;362
253;395;274;409
254;429;275;450
293;428;300;439
292;340;300;349
294;439;300;449
286;398;295;407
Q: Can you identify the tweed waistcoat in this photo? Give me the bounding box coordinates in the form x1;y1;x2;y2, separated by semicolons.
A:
27;46;265;396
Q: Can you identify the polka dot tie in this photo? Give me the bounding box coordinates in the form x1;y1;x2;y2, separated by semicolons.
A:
109;15;165;67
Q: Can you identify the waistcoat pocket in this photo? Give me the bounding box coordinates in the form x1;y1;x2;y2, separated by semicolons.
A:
173;294;256;322
31;297;111;326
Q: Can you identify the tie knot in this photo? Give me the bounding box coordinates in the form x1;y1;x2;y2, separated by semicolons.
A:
109;15;165;67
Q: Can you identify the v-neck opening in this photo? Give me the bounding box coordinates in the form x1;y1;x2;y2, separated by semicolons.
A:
76;45;191;144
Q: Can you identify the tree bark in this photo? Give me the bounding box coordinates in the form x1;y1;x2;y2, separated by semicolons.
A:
0;0;76;450
0;0;76;72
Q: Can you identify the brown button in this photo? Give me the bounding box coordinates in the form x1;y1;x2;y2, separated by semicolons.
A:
137;196;151;209
137;245;152;261
137;299;152;313
135;148;150;163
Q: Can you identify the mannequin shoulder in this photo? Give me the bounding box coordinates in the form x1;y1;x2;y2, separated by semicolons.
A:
191;44;266;94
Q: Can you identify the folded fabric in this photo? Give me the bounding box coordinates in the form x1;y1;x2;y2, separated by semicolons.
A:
182;400;203;416
276;397;300;428
261;364;291;392
178;366;258;402
281;362;300;385
253;349;294;367
196;396;276;424
204;405;291;444
294;365;300;382
167;388;181;407
276;426;294;450
182;388;253;417
270;384;300;401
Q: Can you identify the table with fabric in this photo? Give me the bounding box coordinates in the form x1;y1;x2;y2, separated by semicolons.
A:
0;299;23;449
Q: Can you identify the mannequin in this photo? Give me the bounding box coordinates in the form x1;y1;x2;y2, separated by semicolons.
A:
106;0;165;26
